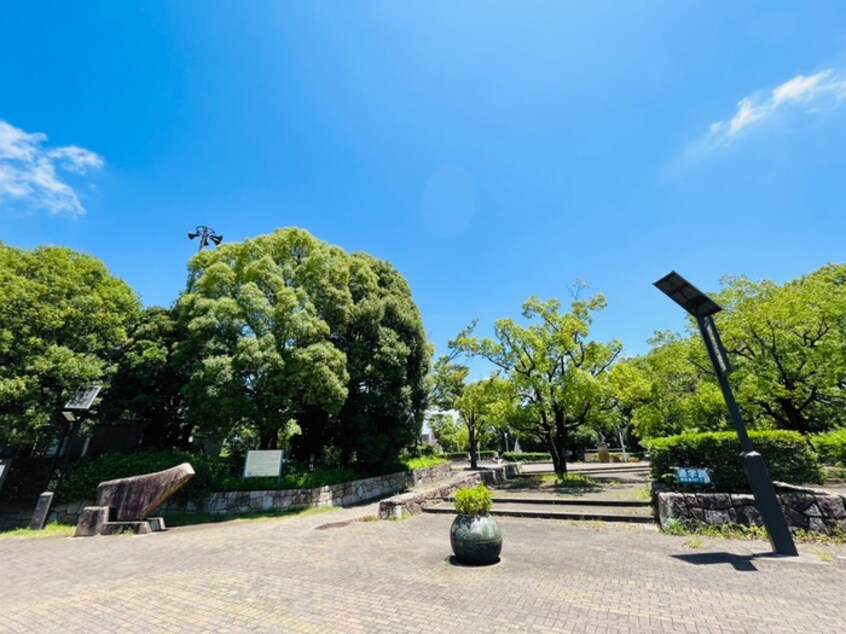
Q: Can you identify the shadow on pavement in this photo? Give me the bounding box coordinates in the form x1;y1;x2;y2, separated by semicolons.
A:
672;552;758;572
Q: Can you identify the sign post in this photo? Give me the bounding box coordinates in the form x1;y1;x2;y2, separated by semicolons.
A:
654;271;797;556
243;450;284;482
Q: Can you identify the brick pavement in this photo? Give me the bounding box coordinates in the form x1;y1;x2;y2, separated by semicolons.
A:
1;504;845;633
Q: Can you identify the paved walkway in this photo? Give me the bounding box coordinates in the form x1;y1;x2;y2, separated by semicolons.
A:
2;503;845;633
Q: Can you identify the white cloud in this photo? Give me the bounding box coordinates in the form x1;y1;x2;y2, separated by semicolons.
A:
698;70;846;150
0;120;104;215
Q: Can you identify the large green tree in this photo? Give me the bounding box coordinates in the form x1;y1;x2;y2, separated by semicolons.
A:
454;290;622;476
620;264;846;441
716;265;846;434
611;333;727;440
99;306;192;449
0;244;140;451
430;354;515;468
176;228;428;469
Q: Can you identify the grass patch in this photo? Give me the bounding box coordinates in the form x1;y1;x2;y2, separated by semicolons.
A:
823;465;846;482
662;520;846;544
815;552;835;563
399;455;447;471
534;473;598;489
0;521;75;540
162;504;338;527
634;486;652;501
684;537;703;549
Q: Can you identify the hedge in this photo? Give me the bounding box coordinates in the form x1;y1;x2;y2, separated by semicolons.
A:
502;452;551;463
811;429;846;466
444;452;469;461
56;450;231;503
54;450;448;503
648;431;823;493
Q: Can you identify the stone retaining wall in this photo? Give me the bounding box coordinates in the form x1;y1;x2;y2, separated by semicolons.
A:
378;463;521;520
0;463;453;529
657;482;846;535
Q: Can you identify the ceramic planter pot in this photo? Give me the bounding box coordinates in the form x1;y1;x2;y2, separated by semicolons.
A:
450;513;502;565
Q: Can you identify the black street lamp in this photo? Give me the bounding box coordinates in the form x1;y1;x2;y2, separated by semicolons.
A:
654;271;798;557
32;386;102;531
188;225;223;252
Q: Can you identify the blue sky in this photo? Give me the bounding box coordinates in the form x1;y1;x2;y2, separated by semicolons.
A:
2;2;846;361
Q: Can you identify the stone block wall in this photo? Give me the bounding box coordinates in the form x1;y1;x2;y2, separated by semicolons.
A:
378;463;521;519
0;463;454;529
657;483;846;535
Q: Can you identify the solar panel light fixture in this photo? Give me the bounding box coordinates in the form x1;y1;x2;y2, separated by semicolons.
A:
188;225;223;251
64;385;101;412
653;271;798;557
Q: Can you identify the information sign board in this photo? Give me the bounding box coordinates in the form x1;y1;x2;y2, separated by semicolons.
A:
675;467;711;485
243;450;284;478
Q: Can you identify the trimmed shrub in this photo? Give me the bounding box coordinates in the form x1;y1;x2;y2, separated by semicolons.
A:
444;452;469;461
54;450;450;504
812;429;846;466
56;450;230;503
502;452;551;463
648;431;823;493
477;450;496;459
453;483;492;515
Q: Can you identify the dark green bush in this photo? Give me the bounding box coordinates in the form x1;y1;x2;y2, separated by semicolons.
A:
502;452;551;463
476;450;496;459
648;431;823;493
811;429;846;466
54;448;452;504
217;466;360;492
444;452;469;461
56;450;231;503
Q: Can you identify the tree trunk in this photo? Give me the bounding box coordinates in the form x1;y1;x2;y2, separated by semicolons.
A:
468;417;478;470
777;398;809;434
551;408;569;477
259;431;277;450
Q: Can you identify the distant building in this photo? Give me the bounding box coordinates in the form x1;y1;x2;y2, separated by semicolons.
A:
421;409;459;447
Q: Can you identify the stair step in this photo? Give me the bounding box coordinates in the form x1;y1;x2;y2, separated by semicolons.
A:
443;496;650;508
423;504;655;524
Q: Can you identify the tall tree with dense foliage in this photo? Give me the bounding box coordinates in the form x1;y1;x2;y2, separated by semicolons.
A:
176;228;428;469
454;289;622;476
619;263;846;441
0;244;140;451
430;353;515;468
610;333;727;440
716;265;846;434
99;306;191;449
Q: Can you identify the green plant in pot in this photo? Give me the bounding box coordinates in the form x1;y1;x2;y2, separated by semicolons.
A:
450;483;502;565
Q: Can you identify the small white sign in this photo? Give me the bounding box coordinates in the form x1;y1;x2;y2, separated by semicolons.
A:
243;450;284;478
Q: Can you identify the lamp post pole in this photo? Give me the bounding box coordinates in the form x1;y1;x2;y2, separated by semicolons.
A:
654;272;797;557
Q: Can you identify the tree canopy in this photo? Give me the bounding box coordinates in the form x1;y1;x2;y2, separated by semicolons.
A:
176;228;429;468
0;243;140;450
99;306;191;449
453;289;621;475
618;264;846;441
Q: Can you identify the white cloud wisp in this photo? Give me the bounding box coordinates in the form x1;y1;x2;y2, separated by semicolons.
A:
698;70;846;151
0;120;104;215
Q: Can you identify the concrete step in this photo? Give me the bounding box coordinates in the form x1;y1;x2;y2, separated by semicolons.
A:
424;500;655;524
442;495;651;508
